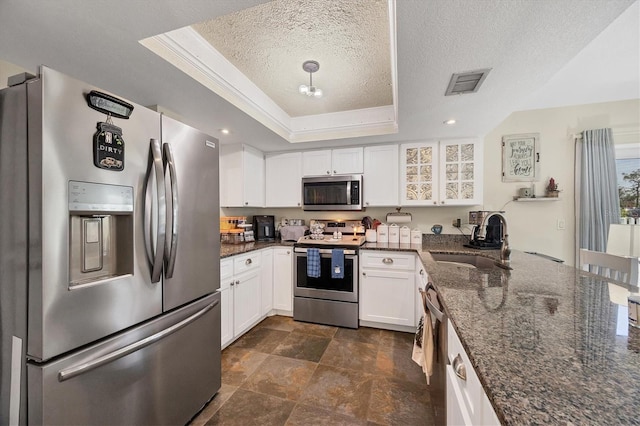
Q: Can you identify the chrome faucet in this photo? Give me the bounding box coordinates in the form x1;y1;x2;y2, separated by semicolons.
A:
479;212;511;264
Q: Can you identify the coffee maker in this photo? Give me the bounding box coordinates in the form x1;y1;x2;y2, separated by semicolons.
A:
464;211;503;249
253;215;276;241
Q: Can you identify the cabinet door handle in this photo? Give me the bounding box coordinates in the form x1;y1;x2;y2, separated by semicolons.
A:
245;258;252;265
452;354;467;381
382;258;394;264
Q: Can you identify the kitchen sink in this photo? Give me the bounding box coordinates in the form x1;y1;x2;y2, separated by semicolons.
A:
430;252;512;270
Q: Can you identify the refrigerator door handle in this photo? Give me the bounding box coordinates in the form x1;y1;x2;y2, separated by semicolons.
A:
163;142;179;278
57;299;219;382
144;138;166;283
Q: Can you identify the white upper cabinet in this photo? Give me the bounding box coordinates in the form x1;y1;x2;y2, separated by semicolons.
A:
438;139;483;205
265;152;302;207
220;144;265;207
400;140;482;206
363;144;399;207
400;142;439;206
302;147;363;176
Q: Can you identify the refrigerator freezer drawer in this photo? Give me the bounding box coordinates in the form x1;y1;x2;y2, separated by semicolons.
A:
27;292;221;425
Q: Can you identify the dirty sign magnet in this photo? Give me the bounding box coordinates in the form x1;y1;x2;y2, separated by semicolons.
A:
93;122;125;171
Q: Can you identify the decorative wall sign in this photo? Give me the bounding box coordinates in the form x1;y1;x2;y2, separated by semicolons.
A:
501;133;540;182
93;122;125;171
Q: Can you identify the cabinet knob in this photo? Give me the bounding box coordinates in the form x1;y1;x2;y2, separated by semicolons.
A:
365;202;369;206
287;251;290;254
419;269;424;275
297;203;300;206
326;170;330;175
230;281;235;286
333;170;337;174
362;272;367;276
382;258;394;264
245;202;248;205
441;201;445;204
235;280;240;285
433;201;437;205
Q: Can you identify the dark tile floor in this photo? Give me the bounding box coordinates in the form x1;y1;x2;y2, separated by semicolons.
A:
190;316;435;426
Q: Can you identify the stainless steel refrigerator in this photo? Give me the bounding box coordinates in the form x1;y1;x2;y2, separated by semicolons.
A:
0;66;221;425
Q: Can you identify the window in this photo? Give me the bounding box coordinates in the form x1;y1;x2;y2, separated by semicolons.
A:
615;143;640;220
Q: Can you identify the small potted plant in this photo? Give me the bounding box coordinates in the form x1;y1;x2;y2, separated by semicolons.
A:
546;177;560;197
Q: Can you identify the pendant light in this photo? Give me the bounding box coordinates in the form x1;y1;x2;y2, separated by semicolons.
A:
298;60;323;98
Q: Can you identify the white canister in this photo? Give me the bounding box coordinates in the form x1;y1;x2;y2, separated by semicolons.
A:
389;223;400;243
365;229;377;242
400;226;411;244
377;223;389;243
411;228;422;245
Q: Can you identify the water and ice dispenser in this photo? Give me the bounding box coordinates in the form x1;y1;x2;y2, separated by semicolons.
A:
68;181;134;288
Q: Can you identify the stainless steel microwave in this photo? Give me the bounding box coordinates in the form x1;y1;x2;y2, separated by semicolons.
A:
302;175;363;211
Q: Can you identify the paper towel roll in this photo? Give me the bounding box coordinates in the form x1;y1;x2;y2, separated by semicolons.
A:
386;213;412;223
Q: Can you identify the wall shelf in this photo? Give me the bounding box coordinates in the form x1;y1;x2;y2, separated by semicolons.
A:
513;196;560;201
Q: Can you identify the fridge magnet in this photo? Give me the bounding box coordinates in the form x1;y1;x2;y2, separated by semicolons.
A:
501;133;540;182
93;121;125;171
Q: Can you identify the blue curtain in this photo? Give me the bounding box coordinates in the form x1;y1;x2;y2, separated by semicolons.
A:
579;128;621;252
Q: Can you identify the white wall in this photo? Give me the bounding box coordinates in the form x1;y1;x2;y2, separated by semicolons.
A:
224;99;640;267
482;99;639;266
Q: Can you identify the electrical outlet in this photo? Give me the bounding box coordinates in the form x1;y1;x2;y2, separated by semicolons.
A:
557;219;566;230
452;218;461;228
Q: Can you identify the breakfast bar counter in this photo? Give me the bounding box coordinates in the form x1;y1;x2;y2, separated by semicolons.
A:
408;242;639;425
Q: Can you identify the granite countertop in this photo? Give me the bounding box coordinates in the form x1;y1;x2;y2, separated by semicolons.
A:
221;236;640;424
220;240;295;259
365;239;640;425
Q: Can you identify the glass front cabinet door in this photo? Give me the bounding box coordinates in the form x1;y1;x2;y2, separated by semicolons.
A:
400;140;482;206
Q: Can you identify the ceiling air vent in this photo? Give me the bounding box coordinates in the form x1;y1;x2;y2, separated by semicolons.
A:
445;68;491;96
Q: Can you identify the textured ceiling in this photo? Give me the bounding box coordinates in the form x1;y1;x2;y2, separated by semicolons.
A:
192;0;392;117
0;0;637;152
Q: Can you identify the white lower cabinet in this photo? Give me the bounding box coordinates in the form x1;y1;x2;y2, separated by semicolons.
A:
359;251;416;328
273;247;293;313
447;319;499;425
220;251;263;348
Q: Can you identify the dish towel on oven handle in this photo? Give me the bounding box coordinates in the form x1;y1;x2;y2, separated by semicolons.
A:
331;249;344;279
307;248;321;278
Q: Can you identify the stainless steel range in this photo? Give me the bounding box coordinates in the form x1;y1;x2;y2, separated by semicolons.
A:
293;220;365;328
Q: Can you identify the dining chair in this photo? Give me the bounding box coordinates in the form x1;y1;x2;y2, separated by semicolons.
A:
579;248;639;286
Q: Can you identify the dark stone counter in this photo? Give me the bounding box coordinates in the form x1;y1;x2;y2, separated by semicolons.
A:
220;240;295;259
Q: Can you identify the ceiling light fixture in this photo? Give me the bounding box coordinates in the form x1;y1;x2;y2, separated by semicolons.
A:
298;60;323;98
220;128;230;134
444;119;456;125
